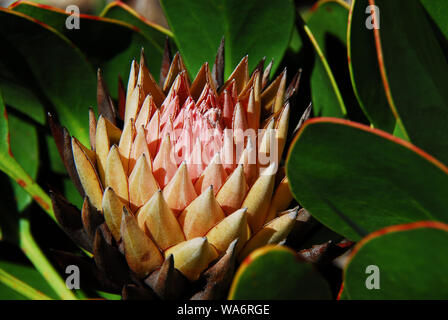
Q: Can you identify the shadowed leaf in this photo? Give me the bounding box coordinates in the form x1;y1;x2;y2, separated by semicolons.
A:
348;0;395;132
0;8;96;145
11;2;165;99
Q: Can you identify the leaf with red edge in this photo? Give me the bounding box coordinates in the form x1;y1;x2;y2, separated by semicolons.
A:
100;1;172;49
348;0;396;133
341;222;448;299
286;118;448;241
356;0;448;164
0;8;96;146
11;1;164;98
228;245;331;300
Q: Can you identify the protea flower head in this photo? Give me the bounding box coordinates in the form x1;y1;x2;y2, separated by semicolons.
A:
49;41;303;299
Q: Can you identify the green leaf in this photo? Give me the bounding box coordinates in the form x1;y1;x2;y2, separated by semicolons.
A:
11;2;164;98
0;50;46;127
420;0;448;43
342;222;448;299
96;291;121;300
0;81;46;126
305;0;357;119
0;8;96;146
229;246;331;300
288;28;303;54
0;101;76;300
308;53;345;118
0;89;53;220
17;218;78;299
0;174;20;244
101;1;172;42
8;113;39;212
337;287;349;300
296;17;346;117
45;134;66;175
347;0;395;132
364;0;448;164
286;118;448;241
63;177;83;209
160;0;295;77
0;261;56;300
306;1;349;47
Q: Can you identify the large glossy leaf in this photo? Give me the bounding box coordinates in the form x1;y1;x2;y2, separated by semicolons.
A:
0;260;57;300
228;246;331;300
341;222;448;299
347;0;395;132
0;8;96;146
286;118;448;241
160;0;295;77
304;0;351;118
11;1;163;97
364;0;448;164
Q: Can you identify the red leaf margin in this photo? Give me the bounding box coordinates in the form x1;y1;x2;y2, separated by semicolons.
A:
337;220;448;299
287;117;448;176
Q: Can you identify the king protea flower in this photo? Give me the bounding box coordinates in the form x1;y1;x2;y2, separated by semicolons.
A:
50;41;302;299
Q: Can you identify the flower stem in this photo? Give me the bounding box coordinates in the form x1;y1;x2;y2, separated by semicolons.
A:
19;218;77;300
